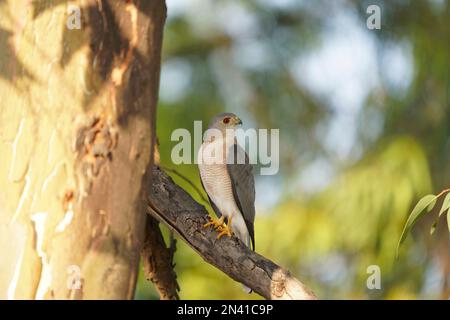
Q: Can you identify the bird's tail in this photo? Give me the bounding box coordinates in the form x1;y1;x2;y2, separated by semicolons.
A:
230;215;252;248
240;236;253;293
230;216;253;294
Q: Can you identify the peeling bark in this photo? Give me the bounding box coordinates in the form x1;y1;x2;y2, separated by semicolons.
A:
147;167;317;300
141;217;180;300
0;0;167;299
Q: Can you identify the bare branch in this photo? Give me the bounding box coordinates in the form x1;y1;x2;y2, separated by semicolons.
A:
147;166;317;300
141;216;180;300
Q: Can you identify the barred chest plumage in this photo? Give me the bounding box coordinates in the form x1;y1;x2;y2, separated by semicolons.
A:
198;138;238;217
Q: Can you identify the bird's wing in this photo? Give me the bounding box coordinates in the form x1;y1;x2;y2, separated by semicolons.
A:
200;177;223;219
227;143;256;250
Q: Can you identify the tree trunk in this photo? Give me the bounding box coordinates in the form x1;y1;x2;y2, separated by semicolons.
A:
0;0;166;299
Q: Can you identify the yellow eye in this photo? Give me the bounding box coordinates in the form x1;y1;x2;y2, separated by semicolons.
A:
223;117;231;124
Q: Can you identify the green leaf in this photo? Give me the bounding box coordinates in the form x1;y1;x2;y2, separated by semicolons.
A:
438;192;450;217
397;194;437;257
447;210;450;233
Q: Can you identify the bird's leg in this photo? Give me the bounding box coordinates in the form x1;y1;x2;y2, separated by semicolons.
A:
217;216;233;239
203;215;225;230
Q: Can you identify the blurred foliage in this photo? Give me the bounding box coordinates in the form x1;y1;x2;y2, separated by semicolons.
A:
136;0;450;299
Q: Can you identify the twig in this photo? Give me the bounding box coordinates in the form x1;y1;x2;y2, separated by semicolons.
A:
159;165;209;204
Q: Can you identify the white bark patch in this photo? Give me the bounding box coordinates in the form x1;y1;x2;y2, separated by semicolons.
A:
41;161;64;194
6;245;25;300
8;118;25;182
10;175;30;225
55;209;73;233
31;212;52;299
8;116;34;183
4;223;27;299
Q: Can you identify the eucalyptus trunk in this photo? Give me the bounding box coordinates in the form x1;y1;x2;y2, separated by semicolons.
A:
0;0;166;299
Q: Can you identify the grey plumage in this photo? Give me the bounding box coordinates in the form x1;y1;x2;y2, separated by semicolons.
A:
227;143;255;250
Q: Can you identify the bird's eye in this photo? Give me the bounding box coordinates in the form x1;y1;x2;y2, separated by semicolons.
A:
223;117;230;124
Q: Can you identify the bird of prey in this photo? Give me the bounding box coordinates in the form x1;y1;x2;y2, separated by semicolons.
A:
198;113;255;253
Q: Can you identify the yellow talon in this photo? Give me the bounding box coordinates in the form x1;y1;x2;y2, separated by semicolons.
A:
203;216;225;229
216;216;233;239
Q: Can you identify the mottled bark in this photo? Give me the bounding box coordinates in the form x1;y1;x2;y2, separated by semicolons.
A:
141;217;179;300
0;0;166;299
147;167;317;300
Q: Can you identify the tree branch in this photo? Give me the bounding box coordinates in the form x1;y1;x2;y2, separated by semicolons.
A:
141;216;180;300
146;166;317;300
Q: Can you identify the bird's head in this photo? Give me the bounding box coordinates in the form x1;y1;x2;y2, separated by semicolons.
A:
207;113;243;132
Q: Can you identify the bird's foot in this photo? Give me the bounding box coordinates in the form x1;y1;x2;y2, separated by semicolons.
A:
203;216;225;230
216;216;233;239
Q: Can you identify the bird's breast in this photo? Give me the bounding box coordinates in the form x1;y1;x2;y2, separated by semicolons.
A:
199;163;234;202
198;144;238;216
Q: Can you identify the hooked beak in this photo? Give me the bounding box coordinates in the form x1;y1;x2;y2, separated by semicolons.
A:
234;116;243;126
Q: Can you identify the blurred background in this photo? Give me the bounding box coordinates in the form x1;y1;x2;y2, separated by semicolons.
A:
136;0;450;299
